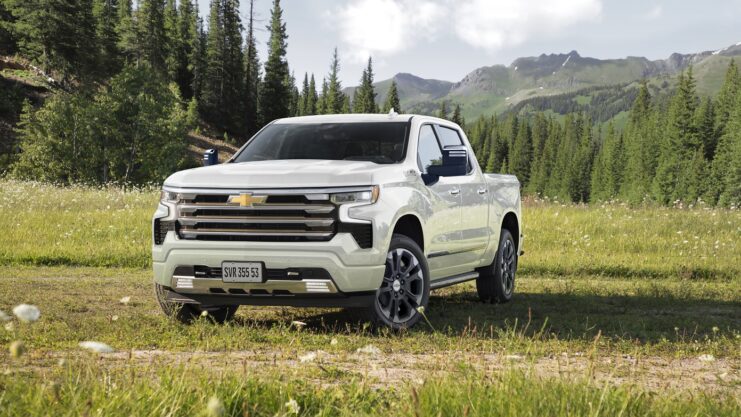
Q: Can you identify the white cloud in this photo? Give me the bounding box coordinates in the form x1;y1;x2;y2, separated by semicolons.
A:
453;0;603;50
334;0;602;58
643;4;663;20
335;0;444;61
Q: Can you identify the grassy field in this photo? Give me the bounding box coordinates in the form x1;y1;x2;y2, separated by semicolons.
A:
1;180;739;415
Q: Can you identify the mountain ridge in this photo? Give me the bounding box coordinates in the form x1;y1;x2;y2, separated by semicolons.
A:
345;42;741;120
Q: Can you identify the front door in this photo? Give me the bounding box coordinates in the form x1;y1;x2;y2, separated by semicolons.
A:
416;124;465;279
435;125;490;267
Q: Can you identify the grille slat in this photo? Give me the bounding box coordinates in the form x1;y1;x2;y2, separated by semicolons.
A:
178;216;334;227
179;203;334;214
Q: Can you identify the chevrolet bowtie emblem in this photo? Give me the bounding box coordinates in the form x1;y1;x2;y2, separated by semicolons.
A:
228;193;267;207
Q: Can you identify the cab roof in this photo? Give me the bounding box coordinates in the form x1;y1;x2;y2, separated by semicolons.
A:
272;113;415;124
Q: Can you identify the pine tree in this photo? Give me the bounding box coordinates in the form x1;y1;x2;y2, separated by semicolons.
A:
191;13;207;101
138;0;167;73
451;104;465;128
653;68;700;203
317;77;329;114
163;0;179;80
116;0;139;64
0;1;16;55
307;74;318;115
695;97;717;160
437;101;448;120
509;118;531;186
259;0;290;122
353;57;378;113
299;73;310;116
383;80;401;113
590;123;624;202
715;59;739;138
706;61;740;204
243;0;260;134
323;48;345;114
93;0;121;77
287;71;300;116
201;0;245;134
621;81;659;204
6;0;99;85
712;78;741;207
174;0;198;99
528;119;561;197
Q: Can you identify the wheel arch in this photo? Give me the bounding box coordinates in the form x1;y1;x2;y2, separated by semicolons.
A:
501;211;520;250
391;214;425;253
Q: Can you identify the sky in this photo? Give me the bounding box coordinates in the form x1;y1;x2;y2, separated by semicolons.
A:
196;0;741;86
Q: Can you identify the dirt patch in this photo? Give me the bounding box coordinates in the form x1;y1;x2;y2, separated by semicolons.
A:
37;349;740;394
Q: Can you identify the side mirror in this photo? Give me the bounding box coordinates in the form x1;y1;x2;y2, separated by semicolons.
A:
426;145;468;179
203;148;218;166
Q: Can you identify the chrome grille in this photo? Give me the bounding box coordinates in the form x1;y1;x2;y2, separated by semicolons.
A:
175;192;337;242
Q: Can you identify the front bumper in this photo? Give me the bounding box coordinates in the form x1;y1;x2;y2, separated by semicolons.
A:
153;230;386;301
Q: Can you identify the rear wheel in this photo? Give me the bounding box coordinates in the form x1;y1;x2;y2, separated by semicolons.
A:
476;228;517;303
154;283;238;324
369;234;430;330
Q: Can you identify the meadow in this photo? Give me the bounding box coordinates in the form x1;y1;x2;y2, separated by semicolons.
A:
0;179;739;416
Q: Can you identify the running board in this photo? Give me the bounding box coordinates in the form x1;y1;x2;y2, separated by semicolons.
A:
430;271;479;290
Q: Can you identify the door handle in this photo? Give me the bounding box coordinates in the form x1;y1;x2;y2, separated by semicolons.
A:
449;188;460;195
477;188;488;195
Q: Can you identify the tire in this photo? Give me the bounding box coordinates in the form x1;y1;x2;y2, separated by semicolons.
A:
368;234;430;330
476;228;517;304
154;283;238;324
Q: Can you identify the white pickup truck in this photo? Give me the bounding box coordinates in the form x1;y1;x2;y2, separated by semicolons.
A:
152;114;523;329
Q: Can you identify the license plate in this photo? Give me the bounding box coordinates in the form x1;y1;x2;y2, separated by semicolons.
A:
221;262;263;283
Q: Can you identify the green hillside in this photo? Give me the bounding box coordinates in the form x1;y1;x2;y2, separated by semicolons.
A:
358;43;741;122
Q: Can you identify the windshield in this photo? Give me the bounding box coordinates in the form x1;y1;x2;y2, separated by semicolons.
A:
232;122;409;164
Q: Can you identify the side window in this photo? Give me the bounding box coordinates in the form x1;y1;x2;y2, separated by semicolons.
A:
436;126;463;147
416;125;443;174
436;125;473;174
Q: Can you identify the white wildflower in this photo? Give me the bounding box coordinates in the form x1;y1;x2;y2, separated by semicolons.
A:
0;310;10;322
416;306;425;315
698;354;715;362
712;326;719;333
12;304;40;323
356;344;381;355
79;341;115;353
206;396;225;417
290;320;306;329
330;338;338;346
111;315;119;321
299;351;317;363
9;340;24;358
119;296;131;305
200;310;209;317
285;398;300;415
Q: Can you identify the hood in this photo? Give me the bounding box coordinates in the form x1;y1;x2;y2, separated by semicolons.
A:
164;159;388;189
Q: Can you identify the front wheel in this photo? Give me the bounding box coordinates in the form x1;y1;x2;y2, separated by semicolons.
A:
476;228;517;303
368;234;430;330
154;283;238;324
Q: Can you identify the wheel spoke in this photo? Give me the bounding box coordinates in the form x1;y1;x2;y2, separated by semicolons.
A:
376;246;426;324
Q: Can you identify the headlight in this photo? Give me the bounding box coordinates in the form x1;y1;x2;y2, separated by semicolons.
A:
160;190;180;203
330;186;380;205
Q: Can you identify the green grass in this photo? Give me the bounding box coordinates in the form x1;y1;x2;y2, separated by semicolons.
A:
0;180;739;415
1;362;737;416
